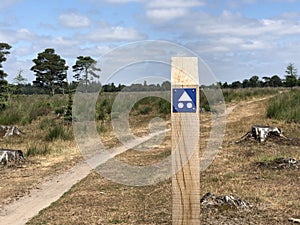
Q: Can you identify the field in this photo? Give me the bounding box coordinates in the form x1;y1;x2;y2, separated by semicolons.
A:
0;88;299;224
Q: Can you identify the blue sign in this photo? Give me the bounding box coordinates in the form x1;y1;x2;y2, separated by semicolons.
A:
172;88;197;113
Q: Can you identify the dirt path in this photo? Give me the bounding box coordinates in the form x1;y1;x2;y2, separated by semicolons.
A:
0;129;168;225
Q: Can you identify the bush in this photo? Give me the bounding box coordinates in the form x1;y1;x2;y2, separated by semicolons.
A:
139;106;152;115
55;107;65;115
97;123;107;133
64;93;73;121
0;109;22;125
96;98;112;121
158;99;171;114
45;125;72;141
27;101;52;123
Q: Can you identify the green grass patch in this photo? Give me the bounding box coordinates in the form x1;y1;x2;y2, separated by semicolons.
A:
0;95;68;125
139;106;152;115
267;90;300;122
222;88;279;103
257;154;290;163
39;118;56;130
26;143;52;157
45;124;72;141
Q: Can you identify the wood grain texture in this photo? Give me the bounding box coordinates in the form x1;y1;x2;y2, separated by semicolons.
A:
171;57;200;224
171;57;199;86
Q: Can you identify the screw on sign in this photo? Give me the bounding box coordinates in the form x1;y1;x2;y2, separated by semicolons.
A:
173;88;197;113
171;57;200;224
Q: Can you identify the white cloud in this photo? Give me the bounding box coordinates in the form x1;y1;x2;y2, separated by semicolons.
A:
0;28;35;44
147;0;205;8
16;28;35;40
59;12;91;28
240;40;269;50
146;0;205;22
183;10;300;39
40;36;79;47
146;8;188;21
82;26;146;42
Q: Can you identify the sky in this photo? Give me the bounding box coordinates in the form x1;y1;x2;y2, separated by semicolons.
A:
1;0;300;85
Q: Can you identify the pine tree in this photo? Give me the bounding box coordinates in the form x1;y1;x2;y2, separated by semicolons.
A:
72;56;101;92
0;43;11;108
285;63;298;87
31;48;68;95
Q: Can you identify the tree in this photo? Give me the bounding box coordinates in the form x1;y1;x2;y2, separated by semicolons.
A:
72;56;101;92
13;69;27;85
31;48;68;95
242;79;250;88
0;43;11;108
231;81;242;89
222;82;229;89
285;63;297;77
64;91;73;122
269;75;282;87
0;43;11;80
285;63;297;87
249;75;260;87
262;76;271;87
286;75;297;87
161;81;171;90
13;70;28;94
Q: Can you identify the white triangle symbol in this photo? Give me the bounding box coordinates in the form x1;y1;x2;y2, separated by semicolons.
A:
178;91;192;102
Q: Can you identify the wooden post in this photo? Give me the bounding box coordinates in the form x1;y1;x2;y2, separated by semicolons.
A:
171;57;200;224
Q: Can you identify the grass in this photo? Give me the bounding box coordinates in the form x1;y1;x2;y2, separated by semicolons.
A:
26;143;52;157
267;89;300;122
26;96;300;225
1;89;299;224
109;218;124;224
45;124;72;141
39;118;56;130
257;154;290;163
198;87;279;112
222;87;279;103
0;95;68;125
0;88;280;127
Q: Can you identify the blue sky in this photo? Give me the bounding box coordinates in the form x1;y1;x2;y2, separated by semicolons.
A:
1;0;300;84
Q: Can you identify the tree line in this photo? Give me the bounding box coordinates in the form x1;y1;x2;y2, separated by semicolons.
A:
218;63;300;89
0;42;299;100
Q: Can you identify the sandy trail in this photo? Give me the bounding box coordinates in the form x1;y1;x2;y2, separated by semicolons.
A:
0;129;168;225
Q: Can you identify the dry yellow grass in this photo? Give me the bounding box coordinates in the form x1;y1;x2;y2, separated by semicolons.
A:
25;97;300;225
0;94;299;224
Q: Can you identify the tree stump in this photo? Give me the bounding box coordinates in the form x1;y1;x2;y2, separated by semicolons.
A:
236;125;286;143
0;149;25;164
0;125;25;138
